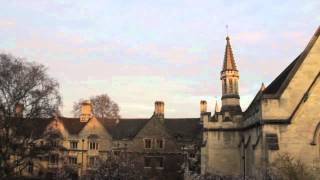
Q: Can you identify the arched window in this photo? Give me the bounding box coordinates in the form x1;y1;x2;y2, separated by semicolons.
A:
229;79;233;94
234;80;238;94
223;79;227;94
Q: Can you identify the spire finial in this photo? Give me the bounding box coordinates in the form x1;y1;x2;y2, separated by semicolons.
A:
226;24;229;40
260;82;266;92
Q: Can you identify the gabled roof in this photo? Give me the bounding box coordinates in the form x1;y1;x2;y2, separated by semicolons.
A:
109;118;150;140
164;118;202;140
14;117;54;138
59;117;117;135
59;117;87;134
244;26;320;117
263;26;320;98
263;56;299;95
222;36;238;71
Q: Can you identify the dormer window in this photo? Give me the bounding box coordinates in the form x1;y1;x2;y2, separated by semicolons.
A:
144;138;152;149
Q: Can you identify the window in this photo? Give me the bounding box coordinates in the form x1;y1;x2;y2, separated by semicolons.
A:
52;140;59;147
27;161;33;174
234;80;238;94
144;157;152;168
113;150;120;156
144;139;152;149
154;157;164;168
144;156;164;168
70;141;78;149
266;133;279;150
156;139;164;149
49;154;59;165
89;141;99;150
223;79;227;94
229;79;233;93
68;156;77;165
88;156;98;167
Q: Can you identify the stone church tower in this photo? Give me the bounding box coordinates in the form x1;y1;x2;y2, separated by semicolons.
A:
220;36;242;116
202;26;320;179
201;35;243;176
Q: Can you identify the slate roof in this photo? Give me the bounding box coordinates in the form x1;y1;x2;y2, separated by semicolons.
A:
244;26;320;115
263;56;299;95
59;117;87;134
109;118;150;140
108;118;202;141
14;117;54;138
164;118;202;141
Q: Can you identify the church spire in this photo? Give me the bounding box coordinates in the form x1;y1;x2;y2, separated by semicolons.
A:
222;36;238;71
220;35;242;116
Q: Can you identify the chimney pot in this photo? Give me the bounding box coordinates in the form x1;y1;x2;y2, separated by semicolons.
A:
154;101;164;117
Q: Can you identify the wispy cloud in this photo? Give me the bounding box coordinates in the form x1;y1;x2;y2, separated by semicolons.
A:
0;0;318;117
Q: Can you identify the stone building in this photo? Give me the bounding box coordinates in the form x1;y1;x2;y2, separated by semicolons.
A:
202;26;320;179
9;26;320;179
18;101;202;179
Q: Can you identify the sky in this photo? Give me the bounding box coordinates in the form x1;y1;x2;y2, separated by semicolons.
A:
0;0;319;118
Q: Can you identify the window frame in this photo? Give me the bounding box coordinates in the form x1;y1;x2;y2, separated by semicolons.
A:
156;138;165;149
88;156;98;167
49;154;59;165
69;141;78;150
143;138;153;149
89;141;99;150
68;156;77;165
144;156;164;169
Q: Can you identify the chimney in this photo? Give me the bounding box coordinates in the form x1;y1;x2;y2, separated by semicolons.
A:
154;101;164;117
80;100;93;122
15;103;24;118
200;100;207;114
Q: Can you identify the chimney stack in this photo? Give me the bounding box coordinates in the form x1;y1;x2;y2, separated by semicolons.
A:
80;100;93;122
15;103;24;118
154;101;164;117
200;100;207;114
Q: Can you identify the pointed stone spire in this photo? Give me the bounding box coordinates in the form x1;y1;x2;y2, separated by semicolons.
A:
214;101;220;113
260;82;266;92
222;36;238;71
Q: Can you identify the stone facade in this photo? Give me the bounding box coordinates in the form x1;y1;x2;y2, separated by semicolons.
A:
12;26;320;179
202;26;320;179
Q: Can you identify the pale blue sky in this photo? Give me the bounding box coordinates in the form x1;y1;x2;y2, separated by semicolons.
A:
0;1;319;117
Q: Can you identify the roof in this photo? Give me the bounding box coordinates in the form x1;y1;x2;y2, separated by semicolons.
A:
109;117;202;141
14;117;54;138
263;56;299;94
263;26;319;97
164;118;202;140
244;26;320;115
222;36;238;71
59;117;87;134
109;118;150;140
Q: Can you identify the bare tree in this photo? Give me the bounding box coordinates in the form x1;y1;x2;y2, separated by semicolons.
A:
266;153;319;180
72;94;120;119
85;151;141;180
0;53;61;178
